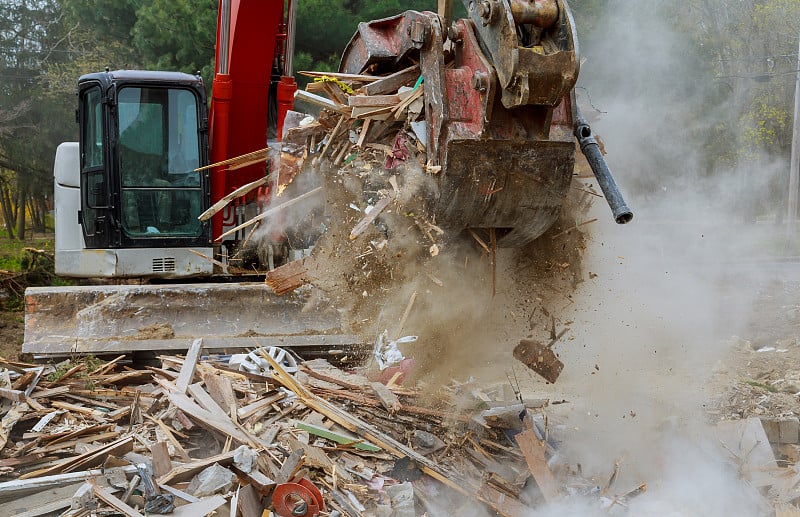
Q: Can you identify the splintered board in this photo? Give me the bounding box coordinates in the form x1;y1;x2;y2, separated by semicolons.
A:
513;339;564;384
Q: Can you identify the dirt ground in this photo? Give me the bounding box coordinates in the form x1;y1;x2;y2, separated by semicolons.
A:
0;309;23;360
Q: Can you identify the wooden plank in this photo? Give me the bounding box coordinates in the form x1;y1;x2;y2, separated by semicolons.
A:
175;338;203;394
298;70;380;82
11;370;36;391
150;441;172;478
166;389;253;446
369;382;400;413
36;432;120;455
45;423;114;446
186;382;230;420
89;478;144;517
0;481;83;516
202;371;238;413
0;465;138;503
157;482;200;503
198;175;270;222
349;195;394;240
20;436;133;479
265;355;526;516
287;437;345;481
63;392;122;411
216;186;323;241
29;386;70;399
194;148;269;172
351;104;395;120
476;483;531;517
0;402;29;451
237;392;285;420
322;81;349;106
0;452;56;468
171;494;227;517
238;484;263;517
0;386;26;402
146;415;191;462
513;339;564;384
158;450;237;485
96;370;151;386
295;90;351;115
348;94;401;108
356;118;372;148
230;466;275;496
50;401;107;422
515;429;561;502
360;65;420;96
276;449;305;484
90;354;126;376
121;474;140;504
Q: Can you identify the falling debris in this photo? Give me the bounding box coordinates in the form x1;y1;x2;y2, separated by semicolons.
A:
513;339;565;384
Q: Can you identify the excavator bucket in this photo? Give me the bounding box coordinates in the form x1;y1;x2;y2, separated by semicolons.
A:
22;283;359;359
339;2;581;247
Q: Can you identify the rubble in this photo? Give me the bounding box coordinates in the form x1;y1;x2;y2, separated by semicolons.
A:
0;348;624;516
3;337;800;516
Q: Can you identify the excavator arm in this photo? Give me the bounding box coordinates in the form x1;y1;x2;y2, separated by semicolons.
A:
339;0;628;246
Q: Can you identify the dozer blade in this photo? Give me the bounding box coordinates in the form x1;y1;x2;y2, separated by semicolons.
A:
23;283;360;358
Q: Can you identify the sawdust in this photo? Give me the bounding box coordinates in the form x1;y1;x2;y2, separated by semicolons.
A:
134;322;175;340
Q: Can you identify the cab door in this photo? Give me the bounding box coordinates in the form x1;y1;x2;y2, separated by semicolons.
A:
78;84;113;248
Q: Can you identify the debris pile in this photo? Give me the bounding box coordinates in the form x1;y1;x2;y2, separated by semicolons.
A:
6;338;800;515
263;66;476;297
0;339;649;517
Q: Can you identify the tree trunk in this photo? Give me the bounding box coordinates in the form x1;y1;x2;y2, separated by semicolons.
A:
0;176;15;239
29;195;44;233
15;185;26;240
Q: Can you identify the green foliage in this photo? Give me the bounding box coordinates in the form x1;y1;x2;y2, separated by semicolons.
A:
132;0;217;82
0;236;68;310
294;0;438;72
740;90;791;156
47;355;104;383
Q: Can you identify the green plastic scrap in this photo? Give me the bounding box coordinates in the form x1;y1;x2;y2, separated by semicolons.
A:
295;421;382;452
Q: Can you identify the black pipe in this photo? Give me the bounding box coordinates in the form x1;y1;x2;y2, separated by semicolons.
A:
574;114;633;224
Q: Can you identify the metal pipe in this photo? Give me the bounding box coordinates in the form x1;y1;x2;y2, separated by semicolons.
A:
284;0;297;77
218;0;232;74
509;0;559;28
574;114;633;225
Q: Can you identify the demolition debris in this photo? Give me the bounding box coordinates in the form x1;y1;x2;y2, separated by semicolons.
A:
0;341;651;517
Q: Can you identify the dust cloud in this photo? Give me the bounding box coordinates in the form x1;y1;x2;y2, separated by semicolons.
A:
275;0;789;513
504;0;790;514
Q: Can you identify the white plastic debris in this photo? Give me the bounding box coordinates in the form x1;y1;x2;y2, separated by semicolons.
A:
231;346;298;375
374;330;418;370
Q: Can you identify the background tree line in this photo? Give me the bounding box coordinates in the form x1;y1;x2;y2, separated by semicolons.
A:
0;0;798;240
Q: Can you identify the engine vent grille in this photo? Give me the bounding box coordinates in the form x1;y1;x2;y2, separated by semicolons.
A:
152;257;176;272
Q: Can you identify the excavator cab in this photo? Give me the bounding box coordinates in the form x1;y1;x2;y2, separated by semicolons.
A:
57;70;213;278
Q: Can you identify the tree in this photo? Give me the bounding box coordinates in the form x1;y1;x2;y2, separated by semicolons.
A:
132;0;217;81
0;0;75;238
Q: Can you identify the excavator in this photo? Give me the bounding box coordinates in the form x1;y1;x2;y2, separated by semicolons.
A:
22;0;631;358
